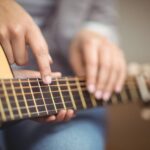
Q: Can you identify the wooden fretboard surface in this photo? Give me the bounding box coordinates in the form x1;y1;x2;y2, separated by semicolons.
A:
0;77;142;124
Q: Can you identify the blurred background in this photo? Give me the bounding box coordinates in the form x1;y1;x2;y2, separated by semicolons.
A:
119;0;150;62
106;0;150;150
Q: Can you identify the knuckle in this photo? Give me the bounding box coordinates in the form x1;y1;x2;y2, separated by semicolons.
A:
15;59;27;66
0;27;8;40
35;46;48;57
101;62;111;70
10;25;22;37
88;60;97;68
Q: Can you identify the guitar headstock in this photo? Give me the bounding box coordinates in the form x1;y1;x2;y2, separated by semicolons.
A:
128;63;150;105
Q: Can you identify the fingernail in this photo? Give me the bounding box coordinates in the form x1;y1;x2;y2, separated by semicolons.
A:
115;86;122;93
95;91;102;100
43;75;52;84
50;116;56;121
103;92;111;101
87;84;95;93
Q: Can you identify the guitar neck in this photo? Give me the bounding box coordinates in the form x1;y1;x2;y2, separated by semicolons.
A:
0;76;144;124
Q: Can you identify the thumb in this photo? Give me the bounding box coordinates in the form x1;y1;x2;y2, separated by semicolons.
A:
13;70;62;79
13;70;41;79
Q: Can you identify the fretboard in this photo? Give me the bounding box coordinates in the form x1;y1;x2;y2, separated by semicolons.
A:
0;76;144;124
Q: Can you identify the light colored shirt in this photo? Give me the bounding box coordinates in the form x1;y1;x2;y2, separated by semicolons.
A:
17;0;55;26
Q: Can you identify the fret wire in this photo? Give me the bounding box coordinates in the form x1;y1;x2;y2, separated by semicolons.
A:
127;83;139;102
75;78;87;109
1;80;14;120
0;98;6;121
37;79;48;114
90;94;97;107
48;83;57;113
19;79;31;117
56;78;66;109
111;94;118;104
120;88;128;103
27;79;39;115
10;79;23;118
65;77;77;110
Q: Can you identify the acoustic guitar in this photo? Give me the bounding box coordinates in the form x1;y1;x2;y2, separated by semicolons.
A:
0;46;150;127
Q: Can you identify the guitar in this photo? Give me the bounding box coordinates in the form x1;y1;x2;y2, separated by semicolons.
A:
0;46;150;126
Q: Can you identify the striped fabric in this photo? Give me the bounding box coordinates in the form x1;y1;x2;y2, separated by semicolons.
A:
17;0;55;26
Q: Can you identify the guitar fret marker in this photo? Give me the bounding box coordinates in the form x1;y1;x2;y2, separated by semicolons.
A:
1;80;14;120
75;78;87;109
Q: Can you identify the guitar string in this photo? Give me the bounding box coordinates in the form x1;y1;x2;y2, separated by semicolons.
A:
0;77;137;84
0;86;139;99
2;97;97;119
0;90;94;105
0;77;86;83
0;81;137;91
0;87;139;112
0;82;87;90
0;89;139;119
3;107;75;120
2;98;93;112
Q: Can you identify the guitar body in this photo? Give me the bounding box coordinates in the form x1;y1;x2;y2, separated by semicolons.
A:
0;46;14;79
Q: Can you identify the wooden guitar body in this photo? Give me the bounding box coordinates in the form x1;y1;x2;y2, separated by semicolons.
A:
0;46;13;79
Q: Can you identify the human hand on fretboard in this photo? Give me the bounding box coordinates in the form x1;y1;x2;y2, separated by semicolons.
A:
0;0;52;84
69;30;127;101
13;70;75;122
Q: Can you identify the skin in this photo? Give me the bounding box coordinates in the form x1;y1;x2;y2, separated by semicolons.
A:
14;70;75;122
69;30;127;101
0;0;127;122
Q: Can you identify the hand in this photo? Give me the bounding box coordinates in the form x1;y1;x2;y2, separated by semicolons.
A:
0;0;52;84
69;30;127;101
14;70;75;122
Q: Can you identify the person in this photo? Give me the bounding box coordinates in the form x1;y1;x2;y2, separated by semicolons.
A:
0;0;127;149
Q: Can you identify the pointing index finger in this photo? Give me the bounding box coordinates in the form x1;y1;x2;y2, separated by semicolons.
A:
26;26;52;84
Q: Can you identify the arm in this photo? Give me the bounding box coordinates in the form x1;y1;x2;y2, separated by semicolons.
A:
69;0;127;100
0;0;52;84
0;0;74;122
